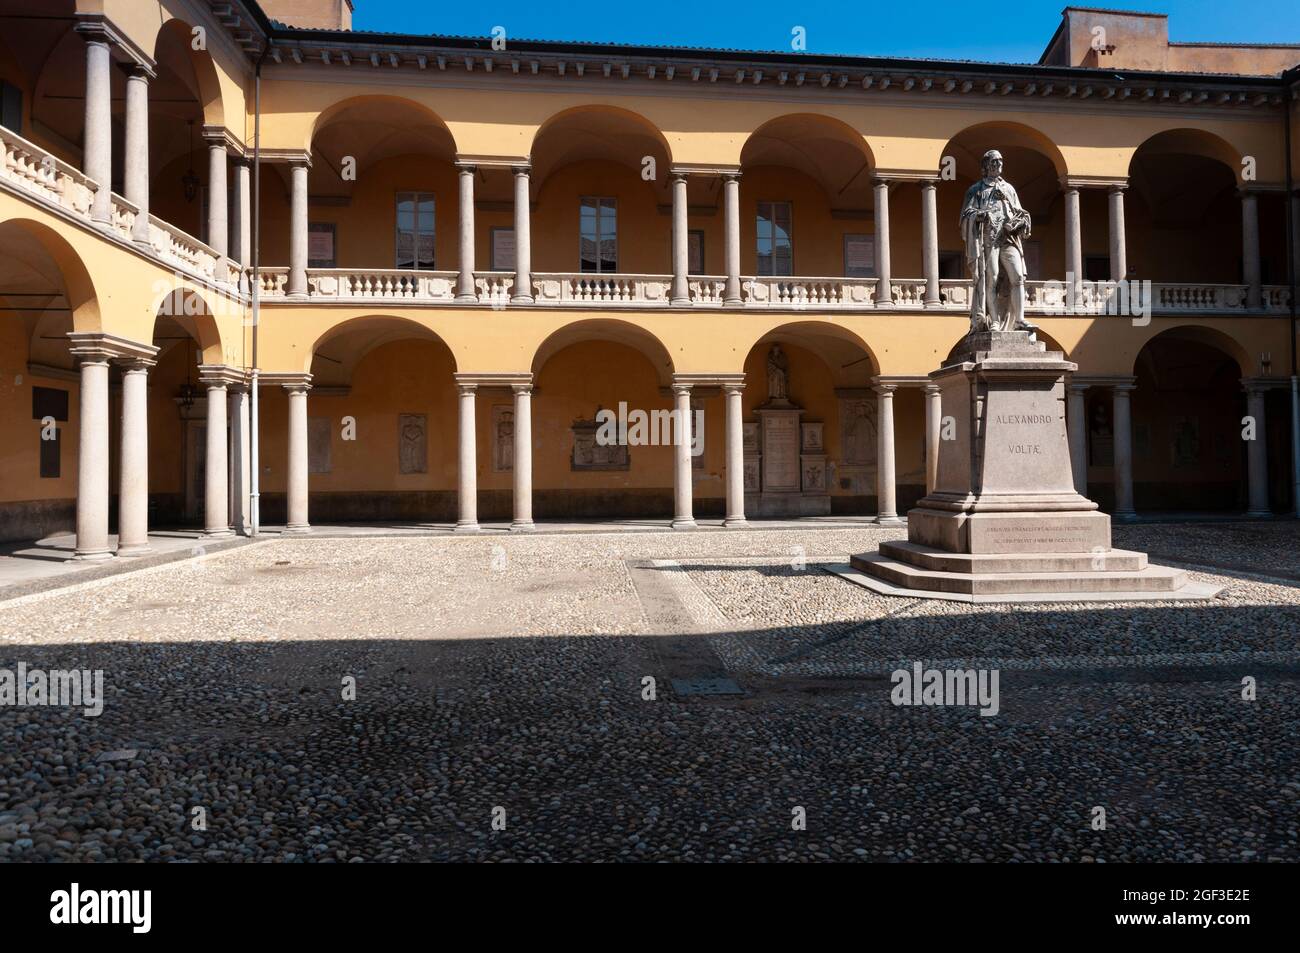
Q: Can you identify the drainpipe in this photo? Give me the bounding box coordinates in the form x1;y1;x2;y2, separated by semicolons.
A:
250;43;271;535
1286;82;1299;518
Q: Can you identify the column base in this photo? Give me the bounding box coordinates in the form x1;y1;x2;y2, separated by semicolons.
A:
874;514;905;526
115;543;153;558
1244;509;1272;518
204;528;235;539
722;517;749;529
510;295;535;305
670;297;692;307
455;293;478;303
1113;510;1138;523
671;518;698;530
72;549;114;562
454;521;481;533
286;293;309;302
723;298;744;308
923;298;944;310
509;520;536;533
283;523;312;535
874;299;895;310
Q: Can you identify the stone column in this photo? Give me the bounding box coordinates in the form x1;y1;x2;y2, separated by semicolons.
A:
456;383;479;532
671;383;696;529
510;382;535;531
83;37;113;224
288;160;309;298
70;342;112;559
456;162;477;301
123;65;153;244
1067;382;1088;496
874;382;902;524
116;357;154;556
873;179;892;307
670;171;690;305
202;370;233;537
1063;185;1082;309
1292;192;1300;295
924;383;941;494
229;382;251;536
920;180;941;308
723;382;747;528
511;166;534;303
1245;384;1270;516
723;172;743;307
1241;190;1262;309
1108;184;1127;282
205;130;228;258
284;380;311;533
1112;382;1136;521
231;157;252;268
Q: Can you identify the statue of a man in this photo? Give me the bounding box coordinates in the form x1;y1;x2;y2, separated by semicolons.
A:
960;149;1036;334
767;344;789;401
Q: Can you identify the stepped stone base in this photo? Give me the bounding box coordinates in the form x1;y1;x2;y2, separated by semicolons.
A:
844;329;1222;604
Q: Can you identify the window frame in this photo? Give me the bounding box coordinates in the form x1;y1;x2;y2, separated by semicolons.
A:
756;200;793;277
579;196;618;274
395;190;437;270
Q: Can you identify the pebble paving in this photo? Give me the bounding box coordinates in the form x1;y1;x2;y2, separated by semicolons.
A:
0;524;1295;862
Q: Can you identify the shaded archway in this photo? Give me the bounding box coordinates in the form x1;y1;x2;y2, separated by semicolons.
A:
274;315;461;523
1120;327;1247;513
1126;129;1282;284
739;114;876;278
938;121;1069;283
528;319;678;519
741;322;883;516
529;106;674;276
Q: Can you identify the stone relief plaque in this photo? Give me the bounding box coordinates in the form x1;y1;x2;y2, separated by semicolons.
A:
801;421;824;452
742;421;760;454
398;413;427;474
801;455;827;492
492;405;514;472
308;416;332;474
571;414;629;471
839;397;876;467
743;456;762;492
761;412;800;492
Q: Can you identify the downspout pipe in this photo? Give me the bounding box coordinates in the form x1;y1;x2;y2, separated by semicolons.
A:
250;43;271;535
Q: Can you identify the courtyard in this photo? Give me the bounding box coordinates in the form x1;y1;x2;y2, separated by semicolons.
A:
0;521;1296;863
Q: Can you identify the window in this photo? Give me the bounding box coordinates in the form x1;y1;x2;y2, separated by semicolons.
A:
0;81;21;134
688;229;705;275
396;192;435;269
756;201;792;276
580;197;617;273
843;233;874;278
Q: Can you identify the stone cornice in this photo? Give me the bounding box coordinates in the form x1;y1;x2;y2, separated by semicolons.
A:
202;125;248;156
198;364;249;387
671;373;746;387
66;332;158;363
258;148;312;167
257;371;313;389
74;13;156;74
454;372;533;387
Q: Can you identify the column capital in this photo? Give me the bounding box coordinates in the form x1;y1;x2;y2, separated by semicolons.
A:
1061;175;1127;191
670;382;693;397
455;161;478;174
201;126;241;154
455;372;532;388
116;355;157;373
512;164;532;177
259;371;313;393
1242;376;1289;394
67;331;157;364
924;382;941;395
872;381;899;396
199;364;246;388
668;169;691;183
125;61;156;82
511;382;534;396
456;382;478;396
260;149;312;169
74;13;155;73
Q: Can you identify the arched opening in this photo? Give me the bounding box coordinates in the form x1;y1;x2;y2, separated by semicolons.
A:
0;0;84;162
1127;129;1284;285
149;19;227;243
529;107;673;277
0;215;99;542
261;97;461;276
739;322;885;516
739;115;875;280
939;122;1068;286
272;315;459;524
1118;327;1247;513
529;319;677;519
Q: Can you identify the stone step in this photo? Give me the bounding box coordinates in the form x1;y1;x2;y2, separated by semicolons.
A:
849;552;1188;596
879;540;1148;574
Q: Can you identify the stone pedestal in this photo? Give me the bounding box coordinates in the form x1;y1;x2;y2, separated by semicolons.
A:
845;331;1220;602
745;403;831;517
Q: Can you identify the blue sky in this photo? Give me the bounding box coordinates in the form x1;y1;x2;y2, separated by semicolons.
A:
350;1;1300;64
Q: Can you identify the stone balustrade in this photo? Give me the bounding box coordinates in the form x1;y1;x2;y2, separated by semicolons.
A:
1;125;235;292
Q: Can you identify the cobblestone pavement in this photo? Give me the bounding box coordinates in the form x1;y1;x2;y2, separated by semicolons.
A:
0;523;1296;862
